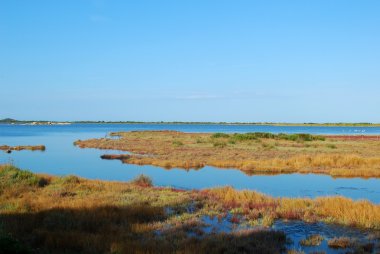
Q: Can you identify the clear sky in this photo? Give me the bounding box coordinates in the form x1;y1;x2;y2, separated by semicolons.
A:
1;0;379;122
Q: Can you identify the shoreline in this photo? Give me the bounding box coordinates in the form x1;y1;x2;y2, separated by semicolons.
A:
2;119;380;127
1;164;379;253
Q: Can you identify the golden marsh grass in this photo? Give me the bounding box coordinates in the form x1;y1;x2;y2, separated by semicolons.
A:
75;131;380;178
1;164;379;253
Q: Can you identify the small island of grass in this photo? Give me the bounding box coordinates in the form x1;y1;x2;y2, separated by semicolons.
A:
75;131;380;178
0;145;46;153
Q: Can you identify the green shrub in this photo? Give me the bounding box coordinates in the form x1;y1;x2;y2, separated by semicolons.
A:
0;165;43;188
38;177;50;187
211;133;230;138
230;133;258;142
251;132;277;139
278;133;325;141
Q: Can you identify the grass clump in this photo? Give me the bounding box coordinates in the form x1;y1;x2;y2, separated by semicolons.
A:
58;175;81;185
0;164;46;189
172;140;183;146
287;250;305;254
196;138;204;143
228;132;325;142
278;133;325;142
230;133;259;141
327;237;352;249
213;141;227;148
132;174;153;187
211;133;230;138
300;234;324;246
261;143;276;150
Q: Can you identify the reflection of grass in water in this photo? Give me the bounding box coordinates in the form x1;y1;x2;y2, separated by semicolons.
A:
1;164;379;253
75;131;380;178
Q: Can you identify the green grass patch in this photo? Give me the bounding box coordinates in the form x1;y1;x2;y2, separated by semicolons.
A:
327;144;337;149
213;141;227;148
0;164;47;188
227;132;325;142
172;140;184;146
211;133;230;139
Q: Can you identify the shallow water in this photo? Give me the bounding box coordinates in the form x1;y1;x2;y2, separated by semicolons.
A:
274;220;380;253
1;123;380;203
200;216;379;253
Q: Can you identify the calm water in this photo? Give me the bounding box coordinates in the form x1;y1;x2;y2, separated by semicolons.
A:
1;123;380;203
201;216;379;253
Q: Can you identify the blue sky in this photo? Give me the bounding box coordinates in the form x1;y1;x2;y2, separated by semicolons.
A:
1;0;379;122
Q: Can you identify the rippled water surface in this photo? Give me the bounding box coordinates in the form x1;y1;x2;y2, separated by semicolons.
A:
1;123;380;203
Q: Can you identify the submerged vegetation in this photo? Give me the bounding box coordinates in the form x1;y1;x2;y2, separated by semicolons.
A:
1;165;379;253
75;131;380;178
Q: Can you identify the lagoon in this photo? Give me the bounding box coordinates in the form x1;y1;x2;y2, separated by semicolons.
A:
1;123;380;203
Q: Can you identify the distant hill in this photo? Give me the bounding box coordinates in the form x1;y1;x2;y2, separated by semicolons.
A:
0;118;20;123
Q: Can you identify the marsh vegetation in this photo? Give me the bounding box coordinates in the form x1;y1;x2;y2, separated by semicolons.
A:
0;145;46;152
1;165;379;253
75;131;380;178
